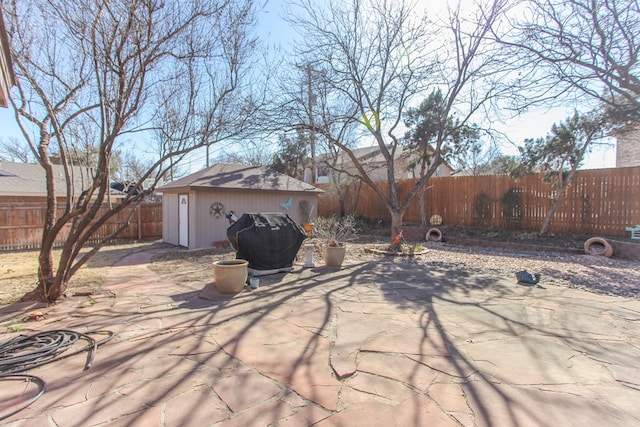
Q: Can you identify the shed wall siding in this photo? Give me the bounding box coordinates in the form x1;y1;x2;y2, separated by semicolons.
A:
191;190;319;249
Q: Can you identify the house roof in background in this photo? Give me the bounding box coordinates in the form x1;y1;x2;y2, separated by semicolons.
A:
316;145;454;172
158;163;323;194
0;161;93;197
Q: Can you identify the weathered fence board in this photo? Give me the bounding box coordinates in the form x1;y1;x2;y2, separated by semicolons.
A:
0;200;162;251
317;167;640;237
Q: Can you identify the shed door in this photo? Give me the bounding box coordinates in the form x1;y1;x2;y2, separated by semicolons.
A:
179;194;189;247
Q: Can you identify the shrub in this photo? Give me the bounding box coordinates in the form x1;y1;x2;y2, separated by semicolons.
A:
313;215;359;246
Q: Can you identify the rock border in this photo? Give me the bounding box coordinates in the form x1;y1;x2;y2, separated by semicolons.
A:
364;248;428;257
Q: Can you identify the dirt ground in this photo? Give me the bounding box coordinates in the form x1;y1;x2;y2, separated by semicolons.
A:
0;242;165;306
438;225;593;249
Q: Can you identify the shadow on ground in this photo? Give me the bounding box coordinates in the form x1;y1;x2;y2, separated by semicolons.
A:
3;249;640;426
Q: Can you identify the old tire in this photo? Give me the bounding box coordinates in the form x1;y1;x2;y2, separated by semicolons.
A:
426;228;443;242
584;237;613;257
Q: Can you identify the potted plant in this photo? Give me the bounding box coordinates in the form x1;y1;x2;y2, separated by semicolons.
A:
313;215;358;267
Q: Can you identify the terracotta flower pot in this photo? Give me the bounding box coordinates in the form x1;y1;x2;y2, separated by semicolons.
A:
213;259;249;293
323;244;346;267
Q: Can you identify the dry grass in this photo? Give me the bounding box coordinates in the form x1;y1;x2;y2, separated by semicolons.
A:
148;246;238;284
0;241;164;305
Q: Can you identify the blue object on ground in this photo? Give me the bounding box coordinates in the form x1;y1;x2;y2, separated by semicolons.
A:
516;270;541;284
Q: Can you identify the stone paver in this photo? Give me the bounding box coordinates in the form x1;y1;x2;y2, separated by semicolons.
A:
357;352;439;391
209;312;341;411
1;250;639;426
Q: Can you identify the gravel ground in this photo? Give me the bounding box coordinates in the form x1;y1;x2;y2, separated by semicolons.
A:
340;237;640;299
149;235;639;300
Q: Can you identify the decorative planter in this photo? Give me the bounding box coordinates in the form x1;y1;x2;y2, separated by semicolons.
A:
323;244;346;267
583;237;614;257
213;259;249;293
426;227;443;242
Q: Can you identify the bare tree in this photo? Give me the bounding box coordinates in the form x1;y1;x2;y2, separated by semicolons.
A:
271;53;360;214
285;0;522;236
113;150;153;184
453;142;502;176
310;70;364;217
498;0;640;118
475;154;520;175
4;0;265;302
0;136;34;162
213;139;275;167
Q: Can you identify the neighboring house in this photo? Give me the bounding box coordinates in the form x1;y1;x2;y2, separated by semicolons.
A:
157;163;323;250
614;125;640;168
0;161;93;202
0;11;15;108
0;161;94;249
0;161;161;250
309;145;453;185
0;161;138;204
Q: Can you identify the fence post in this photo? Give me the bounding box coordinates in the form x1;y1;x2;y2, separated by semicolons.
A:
137;205;142;241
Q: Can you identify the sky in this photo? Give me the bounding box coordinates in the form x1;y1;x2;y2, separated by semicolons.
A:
0;0;617;171
253;0;616;169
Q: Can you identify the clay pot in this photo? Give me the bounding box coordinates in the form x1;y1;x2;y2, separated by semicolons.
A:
323;244;346;267
213;259;249;293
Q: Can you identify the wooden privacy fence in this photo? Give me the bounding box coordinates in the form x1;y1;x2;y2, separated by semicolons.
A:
0;200;162;251
316;167;640;237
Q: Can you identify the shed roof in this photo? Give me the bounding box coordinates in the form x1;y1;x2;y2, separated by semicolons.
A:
157;163;323;194
0;161;93;197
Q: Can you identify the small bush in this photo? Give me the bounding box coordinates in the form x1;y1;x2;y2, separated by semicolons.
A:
313;215;360;246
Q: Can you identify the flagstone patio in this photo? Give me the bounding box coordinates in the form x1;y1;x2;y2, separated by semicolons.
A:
2;249;640;426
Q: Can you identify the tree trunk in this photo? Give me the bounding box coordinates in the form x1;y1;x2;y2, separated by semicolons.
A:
36;229;68;302
539;169;576;236
349;181;362;216
339;198;346;217
390;209;404;239
35;133;67;302
539;197;561;236
419;191;427;226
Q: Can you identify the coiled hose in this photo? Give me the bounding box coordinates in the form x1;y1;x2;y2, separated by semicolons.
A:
0;329;113;421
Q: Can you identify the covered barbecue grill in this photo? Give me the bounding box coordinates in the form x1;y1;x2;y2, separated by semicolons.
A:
227;213;307;274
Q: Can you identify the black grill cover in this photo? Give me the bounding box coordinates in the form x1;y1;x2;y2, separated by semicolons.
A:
226;213;306;271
